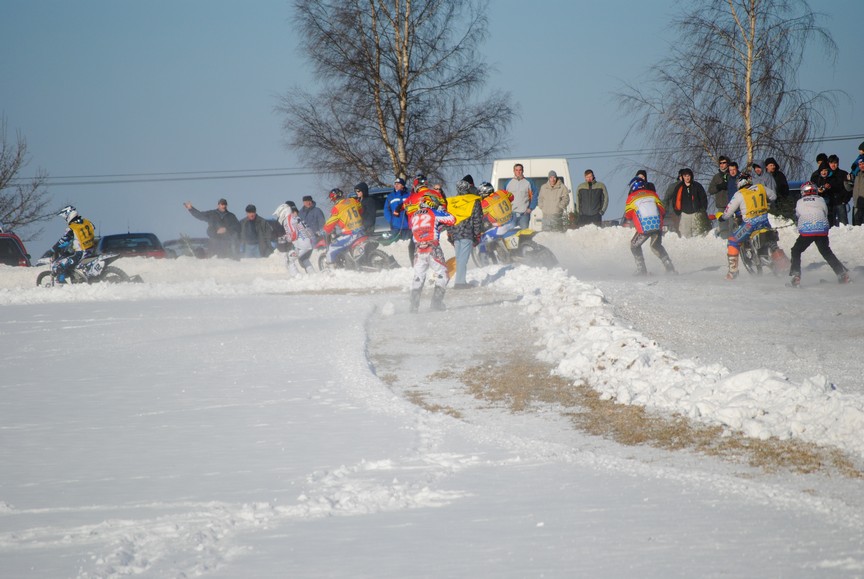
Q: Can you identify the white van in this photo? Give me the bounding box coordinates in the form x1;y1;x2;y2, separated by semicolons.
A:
489;158;575;230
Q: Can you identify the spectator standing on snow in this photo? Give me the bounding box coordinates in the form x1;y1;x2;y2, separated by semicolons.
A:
827;154;852;226
183;198;240;259
299;195;327;247
238;204;273;258
787;182;849;287
537;170;571;232
505;163;536;229
671;168;708;238
624;177;676;276
574;169;608;227
708;156;731;236
354;181;377;234
852;158;864;226
384;177;411;239
444;175;483;289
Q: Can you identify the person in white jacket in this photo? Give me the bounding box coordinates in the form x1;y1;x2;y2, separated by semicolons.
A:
788;182;849;287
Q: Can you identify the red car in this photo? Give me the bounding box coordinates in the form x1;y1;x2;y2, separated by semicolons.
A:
0;232;32;267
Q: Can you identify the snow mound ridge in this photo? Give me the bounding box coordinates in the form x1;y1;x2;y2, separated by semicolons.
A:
495;267;864;460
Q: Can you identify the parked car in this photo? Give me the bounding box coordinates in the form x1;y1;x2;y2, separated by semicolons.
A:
96;233;167;259
0;232;32;267
162;237;209;259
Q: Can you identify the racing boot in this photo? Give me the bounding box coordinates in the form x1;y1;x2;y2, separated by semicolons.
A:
661;256;677;275
725;254;739;280
430;286;446;311
409;289;421;313
789;271;801;288
770;249;791;275
838;270;851;284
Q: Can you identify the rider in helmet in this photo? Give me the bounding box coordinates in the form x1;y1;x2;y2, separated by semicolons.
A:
717;170;787;279
402;173;445;264
478;182;514;232
623;178;676;275
786;181;850;286
274;201;315;276
322;187;365;265
50;205;96;283
408;190;455;313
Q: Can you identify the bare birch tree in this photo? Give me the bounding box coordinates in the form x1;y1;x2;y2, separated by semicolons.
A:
278;0;514;186
617;0;838;183
1;118;52;239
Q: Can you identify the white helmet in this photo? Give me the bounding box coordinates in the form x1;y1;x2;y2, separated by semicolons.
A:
273;203;291;225
59;205;79;224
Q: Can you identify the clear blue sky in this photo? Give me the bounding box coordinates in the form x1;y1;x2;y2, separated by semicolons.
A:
2;0;861;252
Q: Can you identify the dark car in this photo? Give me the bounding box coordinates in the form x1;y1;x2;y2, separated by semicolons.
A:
163;237;209;259
0;232;32;267
97;233;167;259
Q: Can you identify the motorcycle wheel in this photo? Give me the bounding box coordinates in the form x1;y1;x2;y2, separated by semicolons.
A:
36;271;55;287
317;252;330;272
740;246;761;275
360;249;394;272
471;244;508;267
102;266;130;283
518;240;558;268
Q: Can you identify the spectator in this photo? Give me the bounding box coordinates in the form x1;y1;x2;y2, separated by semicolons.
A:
812;162;838;228
575;169;609;227
537;170;571;232
238;204;273;258
661;171;683;236
811;153;828;182
764;157;792;220
624;177;676;276
354;181;377;233
505;163;536;229
707;156;731;235
445;175;483;289
299;195;326;247
852;158;864;225
183;198;240;259
671;168;708;238
750;162;776;194
827;154;852;225
787;182;849;287
384;177;411;240
849;142;864;177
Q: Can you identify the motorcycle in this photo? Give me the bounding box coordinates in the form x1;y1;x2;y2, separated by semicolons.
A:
471;226;557;268
317;234;398;272
36;252;136;287
739;226;790;276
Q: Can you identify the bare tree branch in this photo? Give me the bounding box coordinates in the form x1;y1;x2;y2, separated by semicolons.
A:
617;0;840;184
0;117;52;240
278;0;514;187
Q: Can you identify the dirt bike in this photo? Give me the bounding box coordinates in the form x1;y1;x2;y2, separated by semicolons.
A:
739;226;789;276
317;234;398;272
471;226;557;268
36;252;136;287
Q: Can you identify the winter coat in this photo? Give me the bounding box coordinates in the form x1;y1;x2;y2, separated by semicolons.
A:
708;170;730;210
188;207;240;241
537;179;571;220
384;189;410;231
853;171;864;211
768;169;790;198
575;181;609;217
299;203;326;236
239;214;274;256
672;181;707;215
359;195;377;233
445;193;483;243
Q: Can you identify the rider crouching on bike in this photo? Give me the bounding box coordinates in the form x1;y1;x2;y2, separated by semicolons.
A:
322;188;365;265
717;172;786;280
788;181;850;287
51;205;96;283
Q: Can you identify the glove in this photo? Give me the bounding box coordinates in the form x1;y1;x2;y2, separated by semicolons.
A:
715;211;725;222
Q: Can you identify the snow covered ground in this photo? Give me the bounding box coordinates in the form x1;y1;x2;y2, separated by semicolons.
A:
2;222;864;577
